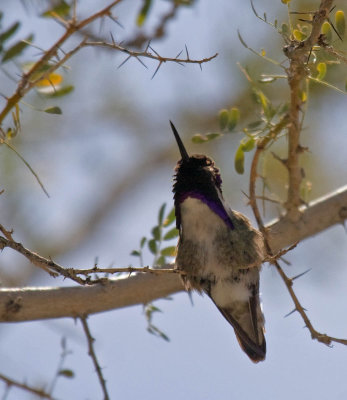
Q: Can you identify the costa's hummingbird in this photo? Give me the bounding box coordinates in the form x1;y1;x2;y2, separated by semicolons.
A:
170;121;266;362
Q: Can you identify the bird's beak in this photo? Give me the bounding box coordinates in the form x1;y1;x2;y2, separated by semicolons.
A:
170;121;190;162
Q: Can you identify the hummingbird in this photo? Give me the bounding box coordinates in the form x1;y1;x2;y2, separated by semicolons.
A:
170;121;266;362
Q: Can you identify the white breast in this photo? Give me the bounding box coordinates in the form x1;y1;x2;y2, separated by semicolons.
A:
180;197;231;279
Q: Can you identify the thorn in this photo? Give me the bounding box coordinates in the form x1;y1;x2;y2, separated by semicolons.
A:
271;151;288;167
151;61;162;79
298;18;313;24
145;40;152;52
328;18;343;41
284;308;297;318
291;268;312;281
187;290;194;306
108;14;124;29
199;63;202;71
117;55;131;69
329;5;336;13
148;45;160;58
185;44;190;60
135;56;148;69
110;32;116;46
241;190;250;200
280;257;291;266
175;49;183;59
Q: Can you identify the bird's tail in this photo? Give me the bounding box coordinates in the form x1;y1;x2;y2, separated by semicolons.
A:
207;269;266;363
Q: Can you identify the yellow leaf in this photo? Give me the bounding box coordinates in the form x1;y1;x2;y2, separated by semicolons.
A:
293;29;304;41
321;21;332;42
36;73;63;87
335;10;346;37
316;62;327;80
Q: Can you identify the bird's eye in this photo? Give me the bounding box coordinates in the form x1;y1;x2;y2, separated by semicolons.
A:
205;159;212;166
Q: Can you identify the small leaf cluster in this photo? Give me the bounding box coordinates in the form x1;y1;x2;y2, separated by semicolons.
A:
130;203;179;342
131;203;178;267
0;14;33;63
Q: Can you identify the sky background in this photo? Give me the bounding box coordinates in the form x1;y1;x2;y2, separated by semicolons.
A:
0;0;347;399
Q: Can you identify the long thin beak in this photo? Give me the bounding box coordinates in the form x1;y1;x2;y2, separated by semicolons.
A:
170;121;189;162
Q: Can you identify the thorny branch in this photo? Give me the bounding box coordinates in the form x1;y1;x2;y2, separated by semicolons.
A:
284;0;334;220
0;223;181;285
0;373;55;399
249;0;347;348
80;316;110;400
0;0;216;126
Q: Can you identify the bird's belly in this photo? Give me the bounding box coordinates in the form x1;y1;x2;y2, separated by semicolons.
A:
177;197;234;280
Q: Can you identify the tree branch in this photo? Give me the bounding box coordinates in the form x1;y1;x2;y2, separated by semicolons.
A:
284;0;333;220
0;373;55;399
80;317;110;400
0;185;346;323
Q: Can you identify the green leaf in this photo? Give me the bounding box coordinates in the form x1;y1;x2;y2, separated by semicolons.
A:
191;133;208;143
44;106;62;115
321;21;332;42
140;237;147;248
136;0;152;27
335;10;345;38
316;62;327;81
247;120;263;130
234;145;245;174
252;88;271;119
46;85;74;98
2;34;34;63
218;109;229;130
58;369;75;378
293;29;305;41
151;226;160;241
131;250;141;257
158;203;166;226
146;304;162;315
156;255;166;266
161;246;176;257
241;137;255;152
148;239;157;255
163;227;179;240
206;133;221;141
163;207;176;227
281;23;289;36
42;0;71;18
227;107;240;131
0;22;20;45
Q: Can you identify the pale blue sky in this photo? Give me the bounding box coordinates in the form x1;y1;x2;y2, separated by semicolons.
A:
0;1;347;399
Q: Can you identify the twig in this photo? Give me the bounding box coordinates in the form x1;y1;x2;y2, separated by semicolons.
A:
0;228;182;285
0;373;54;399
73;266;184;276
80;316;110;400
284;0;334;220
